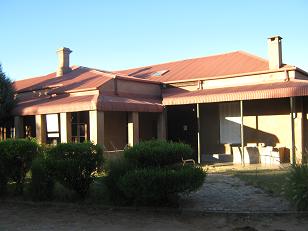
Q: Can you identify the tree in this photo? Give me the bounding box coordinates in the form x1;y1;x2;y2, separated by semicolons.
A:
0;64;15;125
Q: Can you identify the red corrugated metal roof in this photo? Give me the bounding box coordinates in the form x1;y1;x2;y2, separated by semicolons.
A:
13;66;112;93
117;51;273;83
13;94;97;115
13;66;160;94
13;93;163;116
163;80;308;105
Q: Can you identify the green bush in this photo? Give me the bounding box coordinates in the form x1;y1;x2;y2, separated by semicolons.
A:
0;139;39;194
103;158;134;204
30;158;54;201
118;165;206;206
124;140;194;167
0;152;9;196
47;142;103;199
284;165;308;210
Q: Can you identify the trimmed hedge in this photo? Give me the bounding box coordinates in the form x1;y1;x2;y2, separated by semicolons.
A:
30;158;54;201
104;158;134;204
118;165;206;206
124;140;194;167
47;142;103;199
0;151;9;196
104;140;206;206
0;139;39;194
284;165;308;210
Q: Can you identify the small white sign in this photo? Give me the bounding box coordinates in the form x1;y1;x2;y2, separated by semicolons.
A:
46;114;59;132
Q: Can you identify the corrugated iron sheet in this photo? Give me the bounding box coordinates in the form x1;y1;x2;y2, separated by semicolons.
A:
13;94;97;115
13;66;159;94
13;93;163;116
118;51;270;83
163;80;308;105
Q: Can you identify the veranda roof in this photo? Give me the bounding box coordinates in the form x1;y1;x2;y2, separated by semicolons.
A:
13;94;163;116
162;80;308;105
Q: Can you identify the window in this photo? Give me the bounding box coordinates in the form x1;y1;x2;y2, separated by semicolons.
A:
219;102;241;144
151;70;169;77
72;112;89;143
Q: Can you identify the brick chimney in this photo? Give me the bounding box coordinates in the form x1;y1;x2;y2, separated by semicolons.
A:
56;47;72;77
267;36;282;70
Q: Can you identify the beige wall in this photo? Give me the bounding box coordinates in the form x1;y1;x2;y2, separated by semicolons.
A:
104;111;127;150
117;79;161;98
243;99;291;148
98;79;115;93
167;71;296;93
244;98;307;163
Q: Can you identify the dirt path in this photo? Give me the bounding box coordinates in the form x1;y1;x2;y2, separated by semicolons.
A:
0;202;307;231
180;173;293;212
0;173;303;230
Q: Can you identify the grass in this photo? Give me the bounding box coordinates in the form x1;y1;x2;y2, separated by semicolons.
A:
232;168;289;196
204;164;291;197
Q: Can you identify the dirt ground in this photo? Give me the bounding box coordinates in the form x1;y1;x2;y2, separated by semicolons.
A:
0;201;307;231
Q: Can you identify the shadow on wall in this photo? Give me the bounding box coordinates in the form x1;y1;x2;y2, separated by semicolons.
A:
244;121;280;147
202;116;281;156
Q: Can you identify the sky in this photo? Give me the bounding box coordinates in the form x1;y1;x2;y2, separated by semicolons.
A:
1;0;308;81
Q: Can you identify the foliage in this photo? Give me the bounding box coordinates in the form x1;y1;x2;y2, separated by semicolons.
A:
0;64;15;124
103;158;134;204
233;169;288;196
0;139;39;194
30;158;54;201
0;151;9;196
101;140;206;206
118;165;206;206
124;140;194;167
284;165;308;210
47;142;103;199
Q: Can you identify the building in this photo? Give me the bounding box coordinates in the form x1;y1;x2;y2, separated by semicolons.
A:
2;36;308;164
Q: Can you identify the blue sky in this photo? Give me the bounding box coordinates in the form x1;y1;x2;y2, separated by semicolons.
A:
1;0;308;81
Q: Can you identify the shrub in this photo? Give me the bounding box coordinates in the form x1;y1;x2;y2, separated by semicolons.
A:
124;140;194;167
0;152;9;196
47;142;103;199
103;158;134;204
284;165;308;210
30;158;54;201
118;165;206;206
0;139;39;194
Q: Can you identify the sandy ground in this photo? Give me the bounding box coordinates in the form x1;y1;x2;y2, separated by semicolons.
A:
0;167;304;230
0;201;308;231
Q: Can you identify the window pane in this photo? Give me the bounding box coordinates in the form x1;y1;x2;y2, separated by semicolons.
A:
219;102;241;144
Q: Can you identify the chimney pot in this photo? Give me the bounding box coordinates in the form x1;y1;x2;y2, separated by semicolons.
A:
267;36;283;70
56;47;72;77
